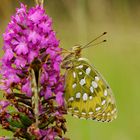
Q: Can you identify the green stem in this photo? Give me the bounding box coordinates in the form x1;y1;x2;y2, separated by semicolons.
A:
35;0;44;7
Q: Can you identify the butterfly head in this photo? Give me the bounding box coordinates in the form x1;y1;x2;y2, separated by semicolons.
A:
72;45;82;58
61;32;107;69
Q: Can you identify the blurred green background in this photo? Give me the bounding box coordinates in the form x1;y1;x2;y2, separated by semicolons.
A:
0;0;140;140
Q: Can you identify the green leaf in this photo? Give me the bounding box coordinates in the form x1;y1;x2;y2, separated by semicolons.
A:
19;113;33;127
8;118;25;128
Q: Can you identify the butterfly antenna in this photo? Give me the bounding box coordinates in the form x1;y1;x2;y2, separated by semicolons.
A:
81;32;107;49
85;39;107;49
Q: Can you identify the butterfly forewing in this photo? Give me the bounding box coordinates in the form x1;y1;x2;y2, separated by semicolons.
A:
64;58;117;122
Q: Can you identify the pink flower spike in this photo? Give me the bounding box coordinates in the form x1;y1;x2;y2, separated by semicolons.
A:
0;3;67;140
56;91;64;106
15;42;28;55
0;100;10;113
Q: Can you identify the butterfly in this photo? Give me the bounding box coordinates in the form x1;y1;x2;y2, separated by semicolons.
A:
62;32;117;122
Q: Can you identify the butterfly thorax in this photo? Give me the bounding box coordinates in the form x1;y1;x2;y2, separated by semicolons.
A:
61;45;82;69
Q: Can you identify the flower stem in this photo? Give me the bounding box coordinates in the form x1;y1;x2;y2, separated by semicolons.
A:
35;0;44;7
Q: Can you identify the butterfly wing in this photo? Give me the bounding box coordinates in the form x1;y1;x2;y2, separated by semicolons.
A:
64;58;117;122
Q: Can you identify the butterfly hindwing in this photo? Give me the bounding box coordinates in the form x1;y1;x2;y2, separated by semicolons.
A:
64;58;117;122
